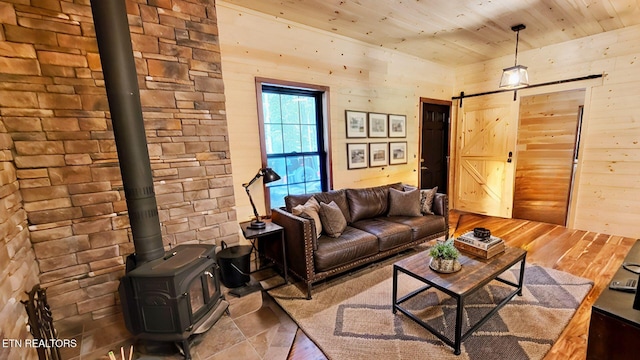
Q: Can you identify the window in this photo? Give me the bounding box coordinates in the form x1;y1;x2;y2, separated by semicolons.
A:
258;82;328;209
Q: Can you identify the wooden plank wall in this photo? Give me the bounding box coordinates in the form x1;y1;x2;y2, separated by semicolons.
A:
455;24;640;239
216;1;453;222
217;1;640;239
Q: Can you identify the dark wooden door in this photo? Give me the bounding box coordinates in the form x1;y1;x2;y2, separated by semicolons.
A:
420;101;450;192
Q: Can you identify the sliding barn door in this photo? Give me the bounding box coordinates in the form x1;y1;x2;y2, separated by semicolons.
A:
453;96;517;217
512;90;585;225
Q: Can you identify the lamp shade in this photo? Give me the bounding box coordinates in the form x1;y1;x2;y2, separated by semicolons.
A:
261;167;281;184
499;65;529;89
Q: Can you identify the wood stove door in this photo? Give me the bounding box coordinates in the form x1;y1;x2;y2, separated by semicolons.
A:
188;265;222;322
189;277;206;315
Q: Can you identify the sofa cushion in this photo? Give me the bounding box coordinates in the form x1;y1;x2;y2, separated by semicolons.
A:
420;187;438;215
314;226;378;272
351;218;413;252
292;196;322;239
319;201;348;237
387;187;421;217
314;189;352;224
384;215;447;241
346;185;393;223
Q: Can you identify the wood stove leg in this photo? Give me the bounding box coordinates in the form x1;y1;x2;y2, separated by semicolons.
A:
180;339;192;360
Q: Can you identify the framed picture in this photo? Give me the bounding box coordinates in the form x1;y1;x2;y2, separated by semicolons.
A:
369;142;388;167
389;142;408;165
347;143;368;169
368;113;388;138
389;114;406;138
345;110;367;138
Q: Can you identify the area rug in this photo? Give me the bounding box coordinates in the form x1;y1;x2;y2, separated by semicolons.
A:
268;257;593;360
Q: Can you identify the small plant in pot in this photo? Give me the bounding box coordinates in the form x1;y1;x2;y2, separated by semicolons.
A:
429;238;462;273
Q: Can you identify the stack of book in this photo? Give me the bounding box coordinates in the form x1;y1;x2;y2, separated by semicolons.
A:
454;231;505;259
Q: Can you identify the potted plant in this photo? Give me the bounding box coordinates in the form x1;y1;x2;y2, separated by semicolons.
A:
429;238;461;273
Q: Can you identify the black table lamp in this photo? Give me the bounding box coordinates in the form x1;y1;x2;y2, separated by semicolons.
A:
243;167;281;229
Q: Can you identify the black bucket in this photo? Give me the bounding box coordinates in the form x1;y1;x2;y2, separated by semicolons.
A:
216;241;252;288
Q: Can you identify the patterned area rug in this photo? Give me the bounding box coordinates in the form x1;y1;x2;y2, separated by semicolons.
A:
268;255;593;360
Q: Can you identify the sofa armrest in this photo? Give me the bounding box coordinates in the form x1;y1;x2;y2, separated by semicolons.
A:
271;208;315;281
432;193;450;235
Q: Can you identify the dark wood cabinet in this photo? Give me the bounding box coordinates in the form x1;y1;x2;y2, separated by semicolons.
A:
587;240;640;360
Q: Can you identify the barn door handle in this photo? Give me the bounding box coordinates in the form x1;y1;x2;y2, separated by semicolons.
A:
507;151;513;163
421;166;429;170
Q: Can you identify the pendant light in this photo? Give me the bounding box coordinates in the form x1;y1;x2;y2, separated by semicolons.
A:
499;24;529;89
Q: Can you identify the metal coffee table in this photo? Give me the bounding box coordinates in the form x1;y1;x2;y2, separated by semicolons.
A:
392;246;527;355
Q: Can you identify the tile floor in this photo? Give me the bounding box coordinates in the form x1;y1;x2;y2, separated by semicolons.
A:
58;269;298;360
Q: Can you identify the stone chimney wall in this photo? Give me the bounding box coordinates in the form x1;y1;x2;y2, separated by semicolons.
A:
0;113;39;360
0;0;237;333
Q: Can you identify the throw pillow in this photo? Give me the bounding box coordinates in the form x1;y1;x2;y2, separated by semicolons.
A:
292;196;322;239
318;201;348;238
387;188;421;217
420;186;438;215
314;190;351;224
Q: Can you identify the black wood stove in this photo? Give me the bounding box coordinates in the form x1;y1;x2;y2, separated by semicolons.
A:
90;1;229;358
119;244;228;358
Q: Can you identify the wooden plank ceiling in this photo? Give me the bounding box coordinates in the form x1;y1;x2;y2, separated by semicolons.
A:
221;0;640;67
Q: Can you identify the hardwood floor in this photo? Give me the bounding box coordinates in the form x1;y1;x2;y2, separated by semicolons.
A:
284;210;638;359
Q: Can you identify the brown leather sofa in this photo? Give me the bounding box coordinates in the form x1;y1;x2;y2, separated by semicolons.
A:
270;183;449;299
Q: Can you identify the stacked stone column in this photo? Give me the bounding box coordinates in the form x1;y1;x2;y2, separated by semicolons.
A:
0;0;237;340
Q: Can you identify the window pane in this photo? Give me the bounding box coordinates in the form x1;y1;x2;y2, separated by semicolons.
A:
267;158;286;186
283;124;301;153
302;155;320;181
264;124;283;154
268;185;287;209
298;97;316;124
281;95;300;124
262;93;282;124
288;183;306;196
287;156;304;185
306;181;322;193
301;125;318;152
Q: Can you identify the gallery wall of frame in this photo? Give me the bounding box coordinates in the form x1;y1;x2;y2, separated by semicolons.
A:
345;110;408;170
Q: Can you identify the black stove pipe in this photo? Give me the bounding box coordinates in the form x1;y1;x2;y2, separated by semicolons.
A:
90;0;164;266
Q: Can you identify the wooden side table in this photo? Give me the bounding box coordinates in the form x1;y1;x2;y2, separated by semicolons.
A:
239;220;288;284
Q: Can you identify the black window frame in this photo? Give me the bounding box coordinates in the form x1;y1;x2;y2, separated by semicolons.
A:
256;79;330;211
